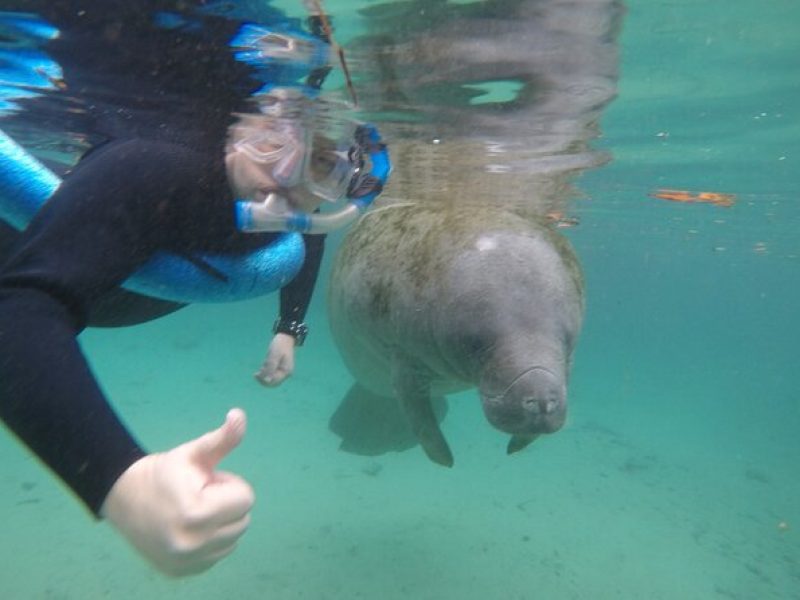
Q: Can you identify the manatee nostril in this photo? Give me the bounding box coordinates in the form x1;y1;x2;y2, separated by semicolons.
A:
522;396;541;414
522;395;560;415
482;367;568;433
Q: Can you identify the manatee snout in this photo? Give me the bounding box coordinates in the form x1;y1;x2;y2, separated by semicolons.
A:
481;366;567;438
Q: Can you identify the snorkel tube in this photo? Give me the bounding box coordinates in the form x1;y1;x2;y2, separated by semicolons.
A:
234;123;390;234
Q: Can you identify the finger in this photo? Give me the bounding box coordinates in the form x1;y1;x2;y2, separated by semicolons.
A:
188;541;240;574
254;368;278;387
264;345;284;370
203;540;239;565
257;358;292;386
254;351;283;386
269;367;290;386
279;352;294;376
185;409;247;471
197;475;255;526
166;543;238;578
166;514;251;576
207;469;242;486
191;514;251;557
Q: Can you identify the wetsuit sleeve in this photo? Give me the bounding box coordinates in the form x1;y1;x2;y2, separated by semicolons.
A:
0;139;222;516
278;232;325;324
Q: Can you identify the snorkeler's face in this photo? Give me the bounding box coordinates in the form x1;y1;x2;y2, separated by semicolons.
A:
225;144;279;200
226;149;327;216
225;114;360;212
225;117;311;203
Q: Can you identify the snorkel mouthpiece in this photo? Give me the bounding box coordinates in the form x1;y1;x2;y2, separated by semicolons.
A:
235;123;390;234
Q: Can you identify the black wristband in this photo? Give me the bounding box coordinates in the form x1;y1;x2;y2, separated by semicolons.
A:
273;317;309;346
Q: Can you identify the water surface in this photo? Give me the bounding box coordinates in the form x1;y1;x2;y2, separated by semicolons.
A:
0;1;797;598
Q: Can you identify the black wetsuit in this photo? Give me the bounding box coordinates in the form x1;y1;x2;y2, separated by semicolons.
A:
0;2;325;515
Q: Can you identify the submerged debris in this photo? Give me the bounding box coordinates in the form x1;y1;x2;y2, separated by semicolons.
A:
649;189;736;207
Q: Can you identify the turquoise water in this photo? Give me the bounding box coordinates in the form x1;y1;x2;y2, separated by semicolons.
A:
1;1;798;598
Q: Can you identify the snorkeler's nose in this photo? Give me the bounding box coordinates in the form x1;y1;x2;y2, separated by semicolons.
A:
270;143;304;187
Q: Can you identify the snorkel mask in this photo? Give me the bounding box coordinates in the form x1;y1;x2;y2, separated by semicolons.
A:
230;9;390;234
235;121;390;234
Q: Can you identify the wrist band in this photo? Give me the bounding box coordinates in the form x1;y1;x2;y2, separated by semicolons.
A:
273;317;309;346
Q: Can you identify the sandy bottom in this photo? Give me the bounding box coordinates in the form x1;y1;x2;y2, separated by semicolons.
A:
1;290;797;599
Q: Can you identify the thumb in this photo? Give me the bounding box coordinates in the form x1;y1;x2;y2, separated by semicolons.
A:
184;408;247;472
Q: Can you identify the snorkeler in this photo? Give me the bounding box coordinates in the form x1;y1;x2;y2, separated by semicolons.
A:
0;1;387;577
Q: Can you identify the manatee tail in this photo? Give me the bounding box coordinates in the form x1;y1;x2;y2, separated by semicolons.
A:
329;384;447;456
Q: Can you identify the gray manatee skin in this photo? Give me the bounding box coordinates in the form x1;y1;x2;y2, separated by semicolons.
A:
327;201;584;466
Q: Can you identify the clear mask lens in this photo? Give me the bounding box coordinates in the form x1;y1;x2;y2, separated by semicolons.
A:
234;126;304;188
231;105;363;204
233;129;293;164
304;132;361;202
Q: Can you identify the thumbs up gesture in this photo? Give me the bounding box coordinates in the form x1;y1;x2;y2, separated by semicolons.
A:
101;409;255;577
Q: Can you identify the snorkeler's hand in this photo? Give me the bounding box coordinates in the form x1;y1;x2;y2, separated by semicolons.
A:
254;333;296;387
100;409;254;577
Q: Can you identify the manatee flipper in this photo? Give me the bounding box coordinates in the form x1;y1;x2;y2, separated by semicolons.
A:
392;353;454;467
507;433;540;455
329;383;448;456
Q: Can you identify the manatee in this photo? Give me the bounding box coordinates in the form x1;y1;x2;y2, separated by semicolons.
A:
327;200;584;466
